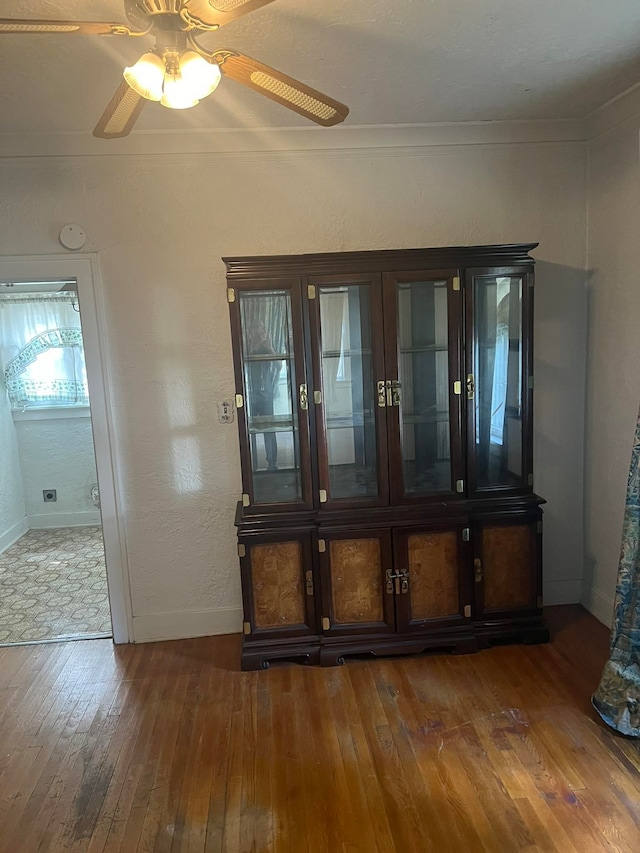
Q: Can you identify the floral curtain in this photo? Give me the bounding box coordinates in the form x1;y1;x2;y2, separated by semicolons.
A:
592;405;640;736
0;293;89;408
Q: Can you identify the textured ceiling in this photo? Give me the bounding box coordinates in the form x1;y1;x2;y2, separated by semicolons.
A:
1;0;640;136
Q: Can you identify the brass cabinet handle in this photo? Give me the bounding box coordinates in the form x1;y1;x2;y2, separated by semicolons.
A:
377;380;387;408
400;568;409;594
466;374;475;400
305;570;314;596
391;380;401;407
299;383;308;410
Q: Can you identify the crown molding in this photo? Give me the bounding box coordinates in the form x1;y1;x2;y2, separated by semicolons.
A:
0;118;588;160
586;82;640;143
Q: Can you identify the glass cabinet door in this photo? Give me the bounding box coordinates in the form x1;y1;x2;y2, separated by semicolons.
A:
308;275;388;506
468;270;533;493
384;271;463;503
232;283;312;509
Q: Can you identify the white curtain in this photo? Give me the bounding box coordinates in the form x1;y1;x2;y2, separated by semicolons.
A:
0;294;88;408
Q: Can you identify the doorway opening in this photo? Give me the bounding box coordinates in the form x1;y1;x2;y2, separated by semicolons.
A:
0;255;130;645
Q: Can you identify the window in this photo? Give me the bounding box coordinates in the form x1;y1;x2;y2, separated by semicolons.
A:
0;292;89;409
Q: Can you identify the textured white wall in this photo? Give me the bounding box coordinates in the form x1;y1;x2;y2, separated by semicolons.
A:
0;142;588;638
0;384;26;548
14;415;99;524
583;120;640;625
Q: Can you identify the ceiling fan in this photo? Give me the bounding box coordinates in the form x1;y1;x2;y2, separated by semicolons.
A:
0;0;349;139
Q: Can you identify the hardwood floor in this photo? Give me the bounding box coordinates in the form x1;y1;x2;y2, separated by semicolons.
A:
0;605;638;852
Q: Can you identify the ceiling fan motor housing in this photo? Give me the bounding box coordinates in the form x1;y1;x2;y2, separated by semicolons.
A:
125;1;183;29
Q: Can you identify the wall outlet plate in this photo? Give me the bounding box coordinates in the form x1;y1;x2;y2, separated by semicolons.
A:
43;489;57;502
218;400;234;424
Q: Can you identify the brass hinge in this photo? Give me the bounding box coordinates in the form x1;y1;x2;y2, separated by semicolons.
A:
322;616;330;631
528;375;534;390
243;621;251;635
227;288;235;303
464;604;471;618
237;543;246;558
235;393;244;408
456;479;464;494
474;557;483;583
452;276;461;291
313;390;322;405
453;380;462;396
318;538;326;553
462;527;470;542
528;473;534;487
242;493;250;507
319;489;327;503
308;284;316;300
305;570;314;596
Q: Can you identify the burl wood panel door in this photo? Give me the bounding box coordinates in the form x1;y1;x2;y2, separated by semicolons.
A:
319;530;395;636
475;520;540;617
241;533;317;639
393;525;471;632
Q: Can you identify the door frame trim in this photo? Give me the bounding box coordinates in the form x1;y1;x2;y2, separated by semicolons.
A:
0;253;133;643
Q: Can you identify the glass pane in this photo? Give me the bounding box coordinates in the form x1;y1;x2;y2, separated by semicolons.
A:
319;285;378;499
474;276;523;488
239;290;302;504
397;280;451;494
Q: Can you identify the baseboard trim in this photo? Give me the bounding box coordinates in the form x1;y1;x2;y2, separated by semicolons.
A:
0;517;29;554
543;578;582;606
132;607;243;643
580;582;614;628
28;511;101;529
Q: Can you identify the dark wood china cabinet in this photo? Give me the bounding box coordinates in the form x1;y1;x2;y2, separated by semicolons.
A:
225;244;548;669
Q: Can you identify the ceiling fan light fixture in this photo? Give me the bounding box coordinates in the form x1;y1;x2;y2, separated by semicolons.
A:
123;51;164;101
160;73;200;110
178;50;221;100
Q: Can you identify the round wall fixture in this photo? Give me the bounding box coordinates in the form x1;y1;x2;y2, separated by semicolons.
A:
59;224;86;251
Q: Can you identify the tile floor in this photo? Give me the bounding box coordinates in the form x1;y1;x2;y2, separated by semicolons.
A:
0;526;111;644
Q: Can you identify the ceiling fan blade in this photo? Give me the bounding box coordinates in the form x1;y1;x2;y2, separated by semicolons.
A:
212;50;349;127
183;1;277;30
0;19;132;35
93;81;146;139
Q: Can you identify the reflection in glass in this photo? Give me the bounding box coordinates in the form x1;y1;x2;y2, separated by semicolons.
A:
239;290;302;504
474;276;523;488
319;285;378;499
397;280;451;494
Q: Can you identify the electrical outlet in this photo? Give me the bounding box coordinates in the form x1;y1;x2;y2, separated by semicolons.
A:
43;489;57;502
218;400;234;424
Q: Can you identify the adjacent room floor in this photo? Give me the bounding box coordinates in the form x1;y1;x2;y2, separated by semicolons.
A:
0;526;111;644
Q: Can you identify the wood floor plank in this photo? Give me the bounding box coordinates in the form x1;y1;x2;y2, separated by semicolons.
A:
1;605;640;852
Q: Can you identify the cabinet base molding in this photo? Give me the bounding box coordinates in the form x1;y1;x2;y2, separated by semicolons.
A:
241;616;549;670
241;638;321;671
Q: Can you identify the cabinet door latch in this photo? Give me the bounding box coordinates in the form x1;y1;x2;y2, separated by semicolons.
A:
474;557;483;583
466;374;475;400
386;568;409;595
305;570;314;596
